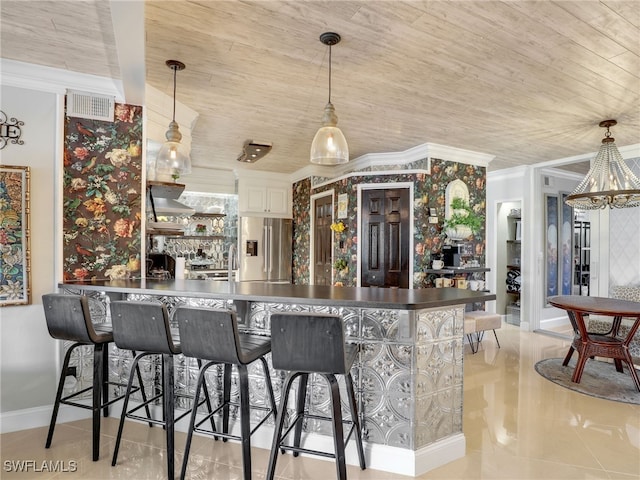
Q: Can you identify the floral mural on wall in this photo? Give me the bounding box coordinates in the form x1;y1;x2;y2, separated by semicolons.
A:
292;158;486;288
62;103;143;281
292;178;311;284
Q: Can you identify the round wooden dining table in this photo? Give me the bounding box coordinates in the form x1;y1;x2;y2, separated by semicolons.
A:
548;295;640;392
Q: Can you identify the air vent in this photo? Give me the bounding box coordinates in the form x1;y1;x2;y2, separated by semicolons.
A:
543;175;554;187
66;90;115;121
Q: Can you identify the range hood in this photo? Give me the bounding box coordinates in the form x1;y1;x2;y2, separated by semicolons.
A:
147;181;195;219
151;197;195;216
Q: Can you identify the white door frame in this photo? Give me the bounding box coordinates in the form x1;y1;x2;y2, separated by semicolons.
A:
357;182;414;288
309;189;334;285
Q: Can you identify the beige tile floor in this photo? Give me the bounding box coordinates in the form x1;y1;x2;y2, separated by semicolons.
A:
2;324;639;479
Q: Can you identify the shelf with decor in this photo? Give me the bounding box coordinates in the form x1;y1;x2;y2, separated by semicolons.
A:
506;214;521;326
573;220;590;296
425;267;490;312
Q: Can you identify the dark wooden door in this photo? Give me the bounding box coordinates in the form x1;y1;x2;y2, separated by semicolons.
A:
361;188;410;288
313;195;333;285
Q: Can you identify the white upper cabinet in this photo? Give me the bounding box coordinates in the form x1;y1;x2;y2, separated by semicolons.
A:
238;176;292;217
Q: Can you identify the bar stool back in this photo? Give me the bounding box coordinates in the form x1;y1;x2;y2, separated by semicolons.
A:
110;300;214;480
176;306;277;480
43;293;131;461
267;312;366;480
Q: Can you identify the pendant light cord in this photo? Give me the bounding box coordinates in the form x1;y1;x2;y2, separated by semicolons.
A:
328;44;332;104
172;65;177;122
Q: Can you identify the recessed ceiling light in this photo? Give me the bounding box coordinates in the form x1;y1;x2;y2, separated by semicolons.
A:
237;140;273;163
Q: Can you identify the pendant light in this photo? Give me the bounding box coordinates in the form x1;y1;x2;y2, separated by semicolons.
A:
156;60;192;180
565;120;640;209
310;32;349;165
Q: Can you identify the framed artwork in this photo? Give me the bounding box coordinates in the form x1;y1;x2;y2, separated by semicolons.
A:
545;194;558;303
0;165;31;306
560;192;573;295
337;193;348;219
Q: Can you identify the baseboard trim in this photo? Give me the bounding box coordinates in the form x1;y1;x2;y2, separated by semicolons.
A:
1;402;465;476
0;405;91;434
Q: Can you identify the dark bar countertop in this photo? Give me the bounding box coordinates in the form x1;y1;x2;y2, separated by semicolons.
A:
60;279;496;311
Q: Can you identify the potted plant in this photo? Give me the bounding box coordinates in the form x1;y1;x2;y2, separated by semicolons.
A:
443;197;484;241
333;258;348;272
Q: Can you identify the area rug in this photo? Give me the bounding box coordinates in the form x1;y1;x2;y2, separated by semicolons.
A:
534;358;640;404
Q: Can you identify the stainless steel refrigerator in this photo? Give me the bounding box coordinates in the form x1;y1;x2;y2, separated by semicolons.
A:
237;217;293;283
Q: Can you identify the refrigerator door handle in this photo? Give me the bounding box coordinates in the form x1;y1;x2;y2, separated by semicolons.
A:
268;225;273;275
263;225;269;273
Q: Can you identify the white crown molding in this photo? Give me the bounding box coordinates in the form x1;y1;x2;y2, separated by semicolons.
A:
538;166;584;181
487;164;529;182
290;142;494;183
618;143;640;158
1;58;125;101
233;168;292;183
532;142;640;170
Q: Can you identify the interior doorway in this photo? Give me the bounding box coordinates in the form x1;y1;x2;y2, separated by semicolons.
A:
496;201;522;326
360;187;410;288
312;194;333;285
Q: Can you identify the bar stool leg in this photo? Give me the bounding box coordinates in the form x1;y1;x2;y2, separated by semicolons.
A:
92;343;104;461
325;374;347;480
266;371;300;480
196;358;218;434
345;372;366;470
46;343;81;449
292;373;308;457
163;353;175;480
101;345;109;417
238;365;252;480
112;352;154;466
132;351;153;428
222;363;232;440
180;360;215;480
258;357;277;418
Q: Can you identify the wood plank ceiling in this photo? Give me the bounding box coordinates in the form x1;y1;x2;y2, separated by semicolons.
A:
1;1;638;175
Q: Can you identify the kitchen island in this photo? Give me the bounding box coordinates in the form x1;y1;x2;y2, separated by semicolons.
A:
59;279;495;477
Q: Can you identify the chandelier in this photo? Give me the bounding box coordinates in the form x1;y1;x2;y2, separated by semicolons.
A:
565;120;640;209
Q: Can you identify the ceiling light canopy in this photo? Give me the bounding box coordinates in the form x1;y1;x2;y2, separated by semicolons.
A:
156;60;192;180
565;120;640;210
237;140;273;163
310;32;349;165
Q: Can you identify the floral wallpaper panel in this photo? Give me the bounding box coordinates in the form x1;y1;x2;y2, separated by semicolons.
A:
62;103;143;281
292;158;486;288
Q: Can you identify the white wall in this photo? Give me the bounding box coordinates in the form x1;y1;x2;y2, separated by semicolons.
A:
486;166;527;322
0;60;126;432
609;157;640;288
0;86;59;417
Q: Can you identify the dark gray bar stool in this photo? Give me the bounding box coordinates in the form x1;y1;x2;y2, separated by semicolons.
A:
267;312;366;480
42;293;148;461
175;306;277;480
109;301;215;480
